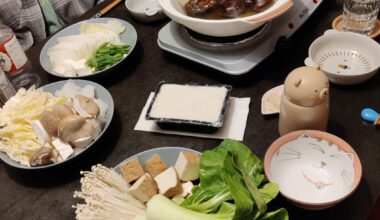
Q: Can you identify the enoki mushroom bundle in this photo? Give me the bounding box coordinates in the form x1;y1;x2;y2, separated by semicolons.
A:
73;164;146;219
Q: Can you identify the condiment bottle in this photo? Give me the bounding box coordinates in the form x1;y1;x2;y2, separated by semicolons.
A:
0;24;40;89
0;67;15;106
279;66;329;136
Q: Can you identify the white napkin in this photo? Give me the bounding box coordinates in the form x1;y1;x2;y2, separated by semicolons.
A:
134;92;250;141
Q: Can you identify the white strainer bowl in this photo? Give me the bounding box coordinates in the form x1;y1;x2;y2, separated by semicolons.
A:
305;30;380;85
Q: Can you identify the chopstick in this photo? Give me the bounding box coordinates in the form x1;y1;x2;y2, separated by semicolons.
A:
92;0;123;18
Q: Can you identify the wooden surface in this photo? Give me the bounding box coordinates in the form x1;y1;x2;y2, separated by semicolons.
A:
0;0;379;219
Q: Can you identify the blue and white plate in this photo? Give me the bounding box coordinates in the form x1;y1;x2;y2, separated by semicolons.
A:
40;18;137;78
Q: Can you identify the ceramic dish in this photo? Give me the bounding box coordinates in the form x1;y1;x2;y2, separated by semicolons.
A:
113;147;201;174
332;15;380;39
40;18;137;78
158;0;293;37
261;84;283;115
125;0;166;22
264;130;362;210
304;30;380;85
0;80;114;170
145;82;232;133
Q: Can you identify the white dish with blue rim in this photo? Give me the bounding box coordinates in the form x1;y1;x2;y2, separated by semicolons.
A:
0;80;114;169
40;18;137;78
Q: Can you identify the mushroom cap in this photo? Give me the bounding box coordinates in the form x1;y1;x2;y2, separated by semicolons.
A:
75;94;100;117
52;104;74;120
29;146;53;167
40;111;59;137
58;115;86;143
58;115;96;144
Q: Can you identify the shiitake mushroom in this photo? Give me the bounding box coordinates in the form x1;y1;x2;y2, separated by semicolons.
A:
52;104;74;120
40;111;59;137
75;94;100;118
57;115;95;144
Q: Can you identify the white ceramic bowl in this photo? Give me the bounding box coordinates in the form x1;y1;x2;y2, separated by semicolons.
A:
158;0;293;37
305;30;380;85
264;130;362;210
125;0;167;22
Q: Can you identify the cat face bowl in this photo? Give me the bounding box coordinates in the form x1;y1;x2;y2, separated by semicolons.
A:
304;30;380;85
264;130;362;210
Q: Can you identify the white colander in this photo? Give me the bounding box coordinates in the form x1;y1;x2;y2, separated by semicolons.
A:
305;30;380;85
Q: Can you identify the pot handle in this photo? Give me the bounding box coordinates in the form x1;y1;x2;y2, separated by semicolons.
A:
304;57;319;68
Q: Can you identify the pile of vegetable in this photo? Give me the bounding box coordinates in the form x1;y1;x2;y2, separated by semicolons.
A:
146;139;288;220
86;42;130;72
48;20;130;77
0;86;68;166
0;81;108;167
74;139;288;220
73;165;146;219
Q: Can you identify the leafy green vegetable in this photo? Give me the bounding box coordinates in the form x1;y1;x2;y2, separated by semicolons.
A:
181;139;287;220
146;195;235;220
259;183;280;204
259;208;289;220
219;139;268;218
86;42;130;71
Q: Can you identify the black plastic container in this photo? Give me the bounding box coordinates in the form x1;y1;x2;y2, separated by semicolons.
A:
146;82;232;133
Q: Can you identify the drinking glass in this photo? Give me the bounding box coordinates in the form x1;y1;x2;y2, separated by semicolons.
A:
343;0;380;36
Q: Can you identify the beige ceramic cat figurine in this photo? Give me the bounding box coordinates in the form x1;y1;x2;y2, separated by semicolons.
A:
279;66;329;136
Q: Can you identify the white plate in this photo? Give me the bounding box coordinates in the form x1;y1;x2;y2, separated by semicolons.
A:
0;80;114;170
40;18;137;78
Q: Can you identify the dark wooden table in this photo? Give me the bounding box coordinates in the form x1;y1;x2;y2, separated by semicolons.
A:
0;0;379;219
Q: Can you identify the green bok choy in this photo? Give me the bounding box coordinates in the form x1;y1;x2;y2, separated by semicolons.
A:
145;139;288;220
180;139;288;219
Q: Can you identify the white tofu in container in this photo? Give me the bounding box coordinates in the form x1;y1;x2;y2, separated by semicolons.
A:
146;82;232;133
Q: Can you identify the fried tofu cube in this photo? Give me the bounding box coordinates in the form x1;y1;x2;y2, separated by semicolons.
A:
120;158;145;183
144;154;168;177
154;167;183;198
174;151;200;181
129;174;158;202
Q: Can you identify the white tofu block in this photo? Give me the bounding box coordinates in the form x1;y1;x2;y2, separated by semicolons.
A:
174;151;200;181
31;120;51;145
52;138;74;160
154;167;182;198
148;84;228;123
181;181;194;198
129;174;158;203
